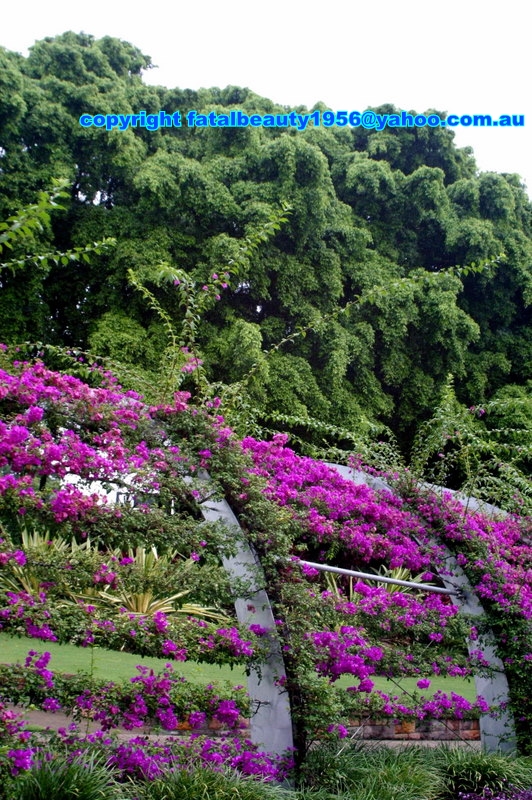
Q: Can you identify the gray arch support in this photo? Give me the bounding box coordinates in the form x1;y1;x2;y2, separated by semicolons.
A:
87;471;293;756
325;462;516;753
199;489;294;756
438;552;516;752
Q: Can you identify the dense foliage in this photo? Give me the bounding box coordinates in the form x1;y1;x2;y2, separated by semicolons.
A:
300;743;532;800
1;32;531;453
0;354;531;786
2;28;532;796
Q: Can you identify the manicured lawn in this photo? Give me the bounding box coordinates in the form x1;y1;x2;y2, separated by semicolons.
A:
0;632;477;701
343;674;478;703
0;632;243;684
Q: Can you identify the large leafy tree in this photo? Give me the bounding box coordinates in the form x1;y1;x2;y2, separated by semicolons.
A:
1;33;531;450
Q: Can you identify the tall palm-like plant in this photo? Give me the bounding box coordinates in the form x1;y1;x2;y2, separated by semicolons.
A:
0;525;94;596
81;547;231;623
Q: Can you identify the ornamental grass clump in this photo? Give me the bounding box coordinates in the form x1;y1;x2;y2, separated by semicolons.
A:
6;752;127;800
427;747;532;800
136;766;293;800
299;742;442;799
298;744;532;800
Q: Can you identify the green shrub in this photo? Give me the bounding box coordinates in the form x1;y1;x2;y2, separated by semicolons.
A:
428;747;532;800
299;742;441;799
295;791;350;800
139;768;291;800
9;752;127;800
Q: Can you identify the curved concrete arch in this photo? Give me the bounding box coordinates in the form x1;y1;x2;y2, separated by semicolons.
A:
70;470;294;757
198;485;294;757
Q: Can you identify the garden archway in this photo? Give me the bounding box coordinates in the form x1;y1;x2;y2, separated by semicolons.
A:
197;464;516;756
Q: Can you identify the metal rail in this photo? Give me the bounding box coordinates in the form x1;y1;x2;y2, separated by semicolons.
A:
297;559;457;595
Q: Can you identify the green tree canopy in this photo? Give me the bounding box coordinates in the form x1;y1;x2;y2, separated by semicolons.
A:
1;33;531;452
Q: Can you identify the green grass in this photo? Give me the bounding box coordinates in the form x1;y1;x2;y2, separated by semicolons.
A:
0;633;477;702
0;632;244;684
338;674;478;704
7;751;128;800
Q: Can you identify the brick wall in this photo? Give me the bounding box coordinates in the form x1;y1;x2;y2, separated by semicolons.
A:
347;718;480;741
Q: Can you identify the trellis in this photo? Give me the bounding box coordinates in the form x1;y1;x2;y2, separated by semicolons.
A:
198;463;516;756
91;464;516;756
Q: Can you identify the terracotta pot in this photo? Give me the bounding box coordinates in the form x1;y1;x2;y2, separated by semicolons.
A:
397;720;416;733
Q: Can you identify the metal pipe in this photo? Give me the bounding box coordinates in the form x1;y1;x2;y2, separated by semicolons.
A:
297;559;457;595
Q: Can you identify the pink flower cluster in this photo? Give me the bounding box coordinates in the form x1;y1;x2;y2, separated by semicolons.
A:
2;357;532;749
242;435;444;572
0;701;33;776
0;360;190;523
355;688;492;721
309;626;383;684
